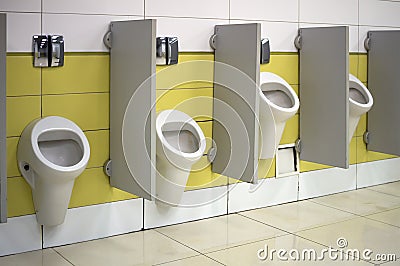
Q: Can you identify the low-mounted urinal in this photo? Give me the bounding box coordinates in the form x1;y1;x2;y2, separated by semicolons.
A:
156;110;206;206
348;74;373;141
259;72;299;159
17;116;90;226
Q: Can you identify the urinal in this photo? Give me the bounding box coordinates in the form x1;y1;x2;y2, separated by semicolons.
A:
348;74;373;141
17;116;90;226
156;110;206;206
259;72;299;159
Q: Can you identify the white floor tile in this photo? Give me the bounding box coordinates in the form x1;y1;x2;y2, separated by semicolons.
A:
297;217;400;264
240;200;357;233
0;249;71;266
367;182;400;198
156;214;286;253
366;208;400;228
311;189;400;216
55;230;199;266
207;234;373;265
154;255;223;266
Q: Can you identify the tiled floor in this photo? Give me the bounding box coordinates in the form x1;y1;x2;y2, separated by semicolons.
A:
1;181;400;265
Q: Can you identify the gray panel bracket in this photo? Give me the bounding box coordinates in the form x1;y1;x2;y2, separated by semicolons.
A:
207;147;217;163
363;132;370;145
103;31;112;49
294;34;302;50
295;139;302;153
209;34;217;50
104;160;112;177
364;37;371;51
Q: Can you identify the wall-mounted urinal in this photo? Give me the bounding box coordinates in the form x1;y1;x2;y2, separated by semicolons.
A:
348;74;373;141
259;72;299;159
17;116;90;226
156;110;206;206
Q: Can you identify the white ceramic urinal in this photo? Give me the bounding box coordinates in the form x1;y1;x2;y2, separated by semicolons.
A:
259;72;299;159
348;74;373;141
17;116;90;226
156;110;206;206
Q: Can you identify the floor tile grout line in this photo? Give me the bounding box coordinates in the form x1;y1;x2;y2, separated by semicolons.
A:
365;188;400;199
153;230;226;266
52;248;75;266
310;199;400;218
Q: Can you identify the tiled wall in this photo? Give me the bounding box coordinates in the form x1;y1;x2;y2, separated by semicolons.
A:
2;0;400;219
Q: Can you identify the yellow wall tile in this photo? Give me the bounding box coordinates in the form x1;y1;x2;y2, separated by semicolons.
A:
157;53;214;90
42;93;109;131
6;55;41;96
197;121;213;153
186;157;228;191
42;54;109;94
300;160;333;173
85;130;109;168
349;136;357;165
7;177;35;217
261;54;298;85
6;96;41;137
258;158;275;179
356;136;397;164
291;84;299;96
355;113;367;137
358;54;368;83
69;168;137;208
156;88;213;121
349;54;358;77
6;137;20;177
280;114;299;145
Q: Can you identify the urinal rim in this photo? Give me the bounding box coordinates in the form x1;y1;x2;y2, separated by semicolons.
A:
29;116;90;173
259;72;299;114
349;74;373;109
156;110;206;159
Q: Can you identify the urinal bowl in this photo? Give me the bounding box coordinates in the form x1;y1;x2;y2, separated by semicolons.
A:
17;116;90;226
156;110;206;206
259;72;299;159
348;74;373;141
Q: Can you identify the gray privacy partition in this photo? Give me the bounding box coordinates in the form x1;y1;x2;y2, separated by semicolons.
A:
212;23;260;183
0;13;6;223
366;31;400;156
298;26;349;169
109;20;156;200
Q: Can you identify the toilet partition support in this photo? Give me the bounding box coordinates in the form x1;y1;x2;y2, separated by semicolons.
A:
0;13;6;223
296;26;350;169
364;31;400;156
210;23;262;183
104;20;157;200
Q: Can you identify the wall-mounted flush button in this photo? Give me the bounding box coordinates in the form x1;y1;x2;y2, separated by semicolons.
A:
156;37;178;65
260;38;270;64
33;35;64;67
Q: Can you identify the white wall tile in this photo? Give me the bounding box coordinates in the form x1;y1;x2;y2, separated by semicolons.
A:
7;13;41;52
153;17;228;52
0;0;41;13
42;14;138;52
358;25;400;52
299;0;358;25
231;20;298;52
299;165;357;200
144;186;227;229
228;175;298;214
0;215;42;256
43;198;143;248
360;0;400;27
230;0;298;22
42;0;143;16
145;0;229;19
357;158;400;188
300;23;359;52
